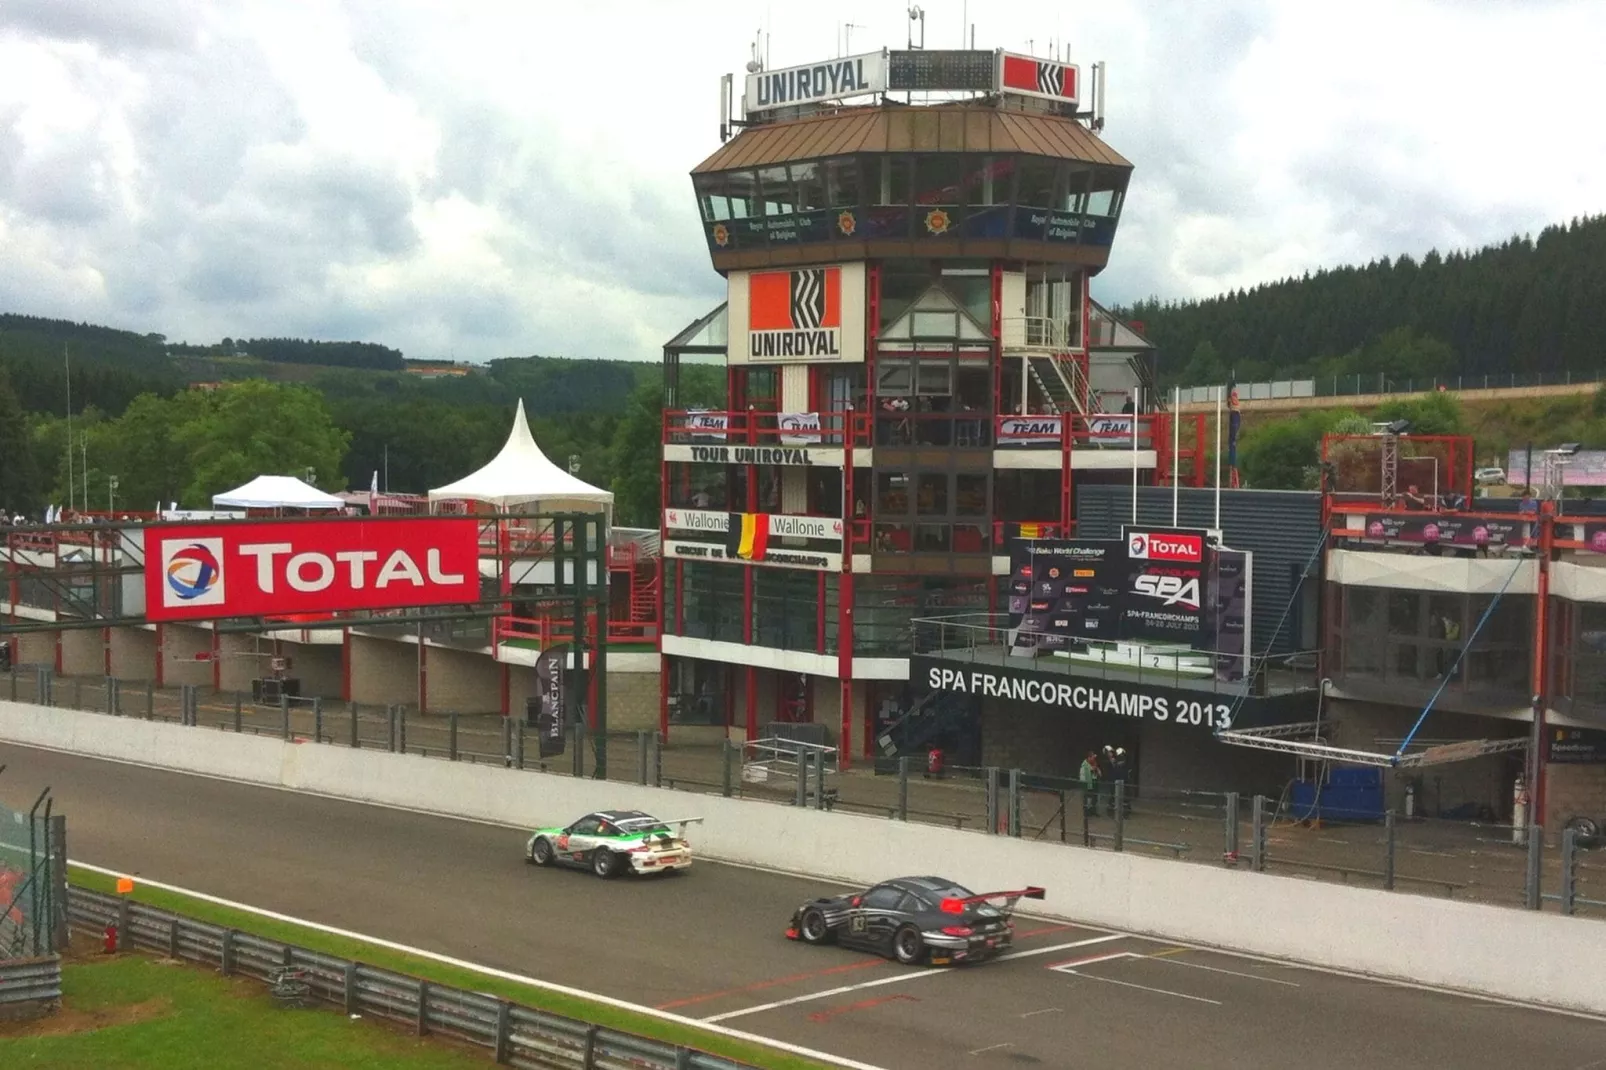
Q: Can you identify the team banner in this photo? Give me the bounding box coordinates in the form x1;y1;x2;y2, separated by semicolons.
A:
998;415;1062;443
778;411;822;444
1360;513;1530;548
685;411;729;440
145;518;481;622
1007;527;1213;652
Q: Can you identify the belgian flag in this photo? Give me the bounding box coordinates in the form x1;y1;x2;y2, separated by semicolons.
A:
724;512;770;561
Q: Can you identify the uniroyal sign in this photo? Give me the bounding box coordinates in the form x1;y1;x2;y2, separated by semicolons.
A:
145;518;481;621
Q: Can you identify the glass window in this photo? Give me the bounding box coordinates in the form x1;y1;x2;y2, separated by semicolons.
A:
876;157;911;205
862;886;903;910
1061;167;1090;212
965;156;1012;205
1387;592;1421;638
877;360;913;396
916;474;948;516
877;472;910;515
955;475;987;516
823;157;860;207
913;155;964;206
1016;158;1060;209
1087;168;1124;218
792;162;824;212
694;174;730;221
940;271;992;327
916;360;952;395
758;165;793;216
725;171;758;219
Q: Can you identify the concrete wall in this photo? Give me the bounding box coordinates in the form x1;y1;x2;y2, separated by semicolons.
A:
158;624;213;689
216;632;265;694
1547;763;1606;828
59;629;103;677
424;645;501;714
279;641;342;701
110;628;157;682
13;630;56;669
3;699;1605;1016
608;670;659;733
349;634;419;709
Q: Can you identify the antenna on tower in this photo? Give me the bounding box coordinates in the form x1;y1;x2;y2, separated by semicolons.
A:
907;5;925;50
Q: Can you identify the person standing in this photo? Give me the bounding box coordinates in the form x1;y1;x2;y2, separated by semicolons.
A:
1112;747;1132;816
1079;751;1101;818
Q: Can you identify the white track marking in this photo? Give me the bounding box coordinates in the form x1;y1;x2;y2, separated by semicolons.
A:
65;860;888;1070
1155;956;1302;986
9;741;1606;1024
1049;961;1223;1006
968;1043;1013;1055
1018;1007;1062;1018
700;936;1127;1023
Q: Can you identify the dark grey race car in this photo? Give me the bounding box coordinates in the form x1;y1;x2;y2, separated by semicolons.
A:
785;876;1044;966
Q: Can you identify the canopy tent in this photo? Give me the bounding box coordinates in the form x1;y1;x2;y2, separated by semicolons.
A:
211;475;346;510
428;399;613;514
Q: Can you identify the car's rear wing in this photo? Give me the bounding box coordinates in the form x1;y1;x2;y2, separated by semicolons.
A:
615;816;705;834
939;886;1046;914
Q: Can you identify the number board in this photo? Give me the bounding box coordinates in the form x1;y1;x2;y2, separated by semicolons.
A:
888;50;996;92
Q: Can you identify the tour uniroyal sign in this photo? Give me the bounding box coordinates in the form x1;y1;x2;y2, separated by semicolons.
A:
144;518;481;621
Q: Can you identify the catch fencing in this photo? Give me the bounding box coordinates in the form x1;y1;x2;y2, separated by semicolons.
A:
69;888;751;1070
1177;369;1606;405
8;664;1606;920
0;776;66;962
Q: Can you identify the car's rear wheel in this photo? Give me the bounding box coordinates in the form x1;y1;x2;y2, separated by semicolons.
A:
592;849;622;879
798;908;831;945
530;838;554;866
892;925;926;965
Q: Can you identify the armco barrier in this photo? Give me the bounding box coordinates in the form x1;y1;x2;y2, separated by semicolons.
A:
4;700;1606;1016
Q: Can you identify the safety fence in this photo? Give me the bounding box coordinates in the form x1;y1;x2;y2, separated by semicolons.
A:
7;664;1606;920
68;888;751;1069
1177;370;1606;405
0;955;61;1014
0;776;65;962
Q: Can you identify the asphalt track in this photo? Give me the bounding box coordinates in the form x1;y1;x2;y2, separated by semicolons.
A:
3;743;1604;1070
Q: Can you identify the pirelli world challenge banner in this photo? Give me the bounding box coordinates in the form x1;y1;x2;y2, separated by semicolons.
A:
1005;526;1252;684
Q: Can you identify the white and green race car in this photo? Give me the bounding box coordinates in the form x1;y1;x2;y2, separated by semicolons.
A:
524;809;703;878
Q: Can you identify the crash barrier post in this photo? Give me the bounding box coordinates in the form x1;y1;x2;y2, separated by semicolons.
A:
234;693;243;733
73;677;82;709
653;733;663;789
386;705;397;751
1560;828;1578;915
1383;810;1397;891
1081;790;1091;846
1056;790;1068;843
514;720;525;771
637;731;650;785
571;719;586;779
720;740;734;798
37;667;53;707
144;679;153;720
985;767;1000;835
104;675;116;716
1251;794;1269;872
813;749;826;811
502;717;513;768
447;710;458;761
182;684;195;727
897;757;910;821
398;705;408;755
350;702;360;749
794;757;807;807
314;697;325;745
1223;792;1240;862
1525;825;1544;910
6;666;14;701
1008;769;1022;838
68;889;756;1070
279;694;290;740
1113;782;1126;851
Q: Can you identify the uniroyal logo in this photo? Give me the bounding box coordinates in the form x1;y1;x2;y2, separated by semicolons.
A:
1133;574;1201;609
1128;532;1202;562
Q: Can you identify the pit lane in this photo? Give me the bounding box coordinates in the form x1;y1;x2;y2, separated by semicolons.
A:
3;742;1602;1070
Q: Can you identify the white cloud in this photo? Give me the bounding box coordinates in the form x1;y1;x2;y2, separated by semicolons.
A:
0;0;1601;360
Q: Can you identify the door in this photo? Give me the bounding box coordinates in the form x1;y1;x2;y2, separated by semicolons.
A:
556;815;604;865
855;885;908;953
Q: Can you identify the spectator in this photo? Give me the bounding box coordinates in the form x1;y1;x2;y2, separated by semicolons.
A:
1079;751;1101;818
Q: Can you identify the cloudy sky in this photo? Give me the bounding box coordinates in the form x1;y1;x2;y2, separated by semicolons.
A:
1;0;1600;363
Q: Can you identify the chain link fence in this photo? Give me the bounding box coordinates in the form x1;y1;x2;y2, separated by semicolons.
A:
7;663;1605;920
0;780;65;962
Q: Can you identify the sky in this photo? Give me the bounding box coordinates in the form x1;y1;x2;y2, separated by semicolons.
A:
0;0;1600;363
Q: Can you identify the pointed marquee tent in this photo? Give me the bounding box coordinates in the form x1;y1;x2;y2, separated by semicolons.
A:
428;399;613;517
211;475;346;511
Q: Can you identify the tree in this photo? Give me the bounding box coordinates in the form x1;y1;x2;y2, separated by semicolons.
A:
0;365;41;515
610;382;665;527
171;380;350;504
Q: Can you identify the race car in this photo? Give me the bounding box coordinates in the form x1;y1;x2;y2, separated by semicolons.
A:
524;810;703;878
785;876;1044;966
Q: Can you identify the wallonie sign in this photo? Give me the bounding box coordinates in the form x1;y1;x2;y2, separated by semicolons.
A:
145;518;481;622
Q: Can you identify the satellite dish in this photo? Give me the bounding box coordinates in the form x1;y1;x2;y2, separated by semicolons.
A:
745;60;761;72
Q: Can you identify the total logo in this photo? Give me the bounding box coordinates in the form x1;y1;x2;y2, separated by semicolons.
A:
162;539;226;607
1128;532;1202;562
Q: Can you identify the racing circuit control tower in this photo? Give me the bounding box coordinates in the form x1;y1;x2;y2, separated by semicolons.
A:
659;42;1202;769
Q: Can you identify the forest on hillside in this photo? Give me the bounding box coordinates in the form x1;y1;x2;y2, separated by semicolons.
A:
1125;214;1606;387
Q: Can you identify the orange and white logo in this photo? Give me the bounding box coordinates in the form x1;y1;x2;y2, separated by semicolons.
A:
748;267;842;360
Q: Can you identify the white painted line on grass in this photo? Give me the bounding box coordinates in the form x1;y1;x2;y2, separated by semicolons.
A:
701;936;1126;1024
66;860;888;1070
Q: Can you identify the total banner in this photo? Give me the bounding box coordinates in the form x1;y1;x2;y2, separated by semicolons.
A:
144;518;481;622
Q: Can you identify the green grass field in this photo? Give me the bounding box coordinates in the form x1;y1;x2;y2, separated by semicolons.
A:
66;868;828;1070
0;952;485;1069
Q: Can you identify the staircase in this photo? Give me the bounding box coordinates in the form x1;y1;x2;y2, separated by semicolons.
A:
629;567;659;623
1025;354;1089;417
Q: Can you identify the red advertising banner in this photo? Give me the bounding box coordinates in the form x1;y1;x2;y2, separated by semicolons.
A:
145;518;482;622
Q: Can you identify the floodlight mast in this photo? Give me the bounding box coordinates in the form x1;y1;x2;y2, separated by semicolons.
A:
1374;419;1410;507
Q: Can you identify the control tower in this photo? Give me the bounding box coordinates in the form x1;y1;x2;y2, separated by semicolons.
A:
657;44;1209;768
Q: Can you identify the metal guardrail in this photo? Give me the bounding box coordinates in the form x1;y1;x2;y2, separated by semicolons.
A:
68;888;751;1070
0;955;62;1012
1178;370;1606;405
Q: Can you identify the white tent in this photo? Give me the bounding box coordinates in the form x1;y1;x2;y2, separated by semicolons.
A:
211;475;346;510
428;399;613;514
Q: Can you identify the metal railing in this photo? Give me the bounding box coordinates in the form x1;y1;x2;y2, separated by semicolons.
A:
69;888;751;1069
1178;370;1605;405
9;665;1605;921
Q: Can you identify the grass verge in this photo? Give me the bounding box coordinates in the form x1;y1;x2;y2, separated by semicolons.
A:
0;951;487;1069
68;867;836;1070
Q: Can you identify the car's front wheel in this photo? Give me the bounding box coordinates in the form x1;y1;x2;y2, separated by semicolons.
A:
530;837;554;866
892;925;926;965
798;908;832;945
592;849;622;879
